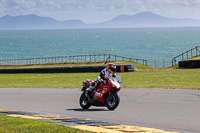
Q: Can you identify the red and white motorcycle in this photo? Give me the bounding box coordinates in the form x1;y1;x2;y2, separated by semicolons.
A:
79;76;121;110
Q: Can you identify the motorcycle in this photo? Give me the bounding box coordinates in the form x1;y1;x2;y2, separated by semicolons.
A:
79;76;121;110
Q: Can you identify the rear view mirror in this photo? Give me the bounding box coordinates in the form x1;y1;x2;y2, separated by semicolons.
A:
117;76;122;83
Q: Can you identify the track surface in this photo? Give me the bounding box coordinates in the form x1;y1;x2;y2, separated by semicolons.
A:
0;88;200;133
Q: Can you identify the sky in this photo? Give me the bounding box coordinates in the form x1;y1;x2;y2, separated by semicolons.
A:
0;0;200;24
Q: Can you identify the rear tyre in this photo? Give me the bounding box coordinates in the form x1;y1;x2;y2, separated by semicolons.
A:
106;92;120;110
79;92;91;109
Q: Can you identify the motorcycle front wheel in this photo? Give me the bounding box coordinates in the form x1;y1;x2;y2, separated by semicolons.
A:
79;92;91;109
106;92;120;110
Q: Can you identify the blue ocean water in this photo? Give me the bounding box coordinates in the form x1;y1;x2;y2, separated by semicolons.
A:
0;28;200;61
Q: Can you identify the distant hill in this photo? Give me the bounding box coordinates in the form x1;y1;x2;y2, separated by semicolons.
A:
1;12;200;30
96;11;200;28
0;14;85;30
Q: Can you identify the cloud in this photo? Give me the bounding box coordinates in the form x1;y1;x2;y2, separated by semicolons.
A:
0;0;200;23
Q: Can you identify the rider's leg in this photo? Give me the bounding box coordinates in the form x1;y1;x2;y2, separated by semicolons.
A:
85;81;99;97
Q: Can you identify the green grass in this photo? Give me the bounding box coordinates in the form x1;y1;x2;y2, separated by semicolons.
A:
120;68;200;89
0;68;200;89
0;60;153;72
0;114;90;133
0;60;143;68
0;60;199;89
186;55;200;60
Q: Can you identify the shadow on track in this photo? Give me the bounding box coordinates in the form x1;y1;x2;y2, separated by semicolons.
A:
67;108;109;112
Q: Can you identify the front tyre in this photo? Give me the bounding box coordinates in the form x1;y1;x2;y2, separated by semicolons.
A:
79;92;91;109
106;92;120;110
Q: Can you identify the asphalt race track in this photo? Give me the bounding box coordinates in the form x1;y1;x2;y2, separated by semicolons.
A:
0;88;200;133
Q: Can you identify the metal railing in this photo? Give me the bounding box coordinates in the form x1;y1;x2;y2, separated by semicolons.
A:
146;59;172;68
1;46;199;68
0;54;147;66
172;46;200;65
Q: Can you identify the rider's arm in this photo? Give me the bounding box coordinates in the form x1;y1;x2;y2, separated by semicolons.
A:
99;69;110;84
100;71;109;80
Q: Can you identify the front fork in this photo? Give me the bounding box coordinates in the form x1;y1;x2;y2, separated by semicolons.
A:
108;91;114;101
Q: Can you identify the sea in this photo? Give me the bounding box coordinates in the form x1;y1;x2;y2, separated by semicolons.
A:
0;27;200;67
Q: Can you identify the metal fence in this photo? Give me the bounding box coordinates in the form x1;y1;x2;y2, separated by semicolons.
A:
0;54;147;66
146;59;172;68
172;46;200;65
1;46;199;68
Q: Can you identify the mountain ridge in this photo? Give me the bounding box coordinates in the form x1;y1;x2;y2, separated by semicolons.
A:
0;14;85;30
0;11;200;30
98;11;200;28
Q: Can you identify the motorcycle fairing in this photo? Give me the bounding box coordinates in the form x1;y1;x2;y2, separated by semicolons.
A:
93;82;113;104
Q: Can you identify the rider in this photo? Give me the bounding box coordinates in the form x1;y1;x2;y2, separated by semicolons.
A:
86;63;116;97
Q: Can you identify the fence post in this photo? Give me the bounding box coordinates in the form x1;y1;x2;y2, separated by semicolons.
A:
191;49;193;57
48;57;50;64
182;54;184;60
99;54;100;62
196;46;198;56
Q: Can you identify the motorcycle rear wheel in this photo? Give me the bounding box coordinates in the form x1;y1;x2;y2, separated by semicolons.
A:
106;92;120;110
80;92;91;109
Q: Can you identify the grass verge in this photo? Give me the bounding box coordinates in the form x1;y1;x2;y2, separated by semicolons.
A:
121;68;200;89
0;68;199;89
0;114;90;133
0;60;150;69
0;60;199;89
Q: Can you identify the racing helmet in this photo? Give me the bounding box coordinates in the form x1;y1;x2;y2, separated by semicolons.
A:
107;63;116;73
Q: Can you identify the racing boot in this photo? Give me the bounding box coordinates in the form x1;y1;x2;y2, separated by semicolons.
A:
85;86;94;97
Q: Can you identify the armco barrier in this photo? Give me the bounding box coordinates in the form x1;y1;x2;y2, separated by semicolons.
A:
179;60;200;68
0;64;134;73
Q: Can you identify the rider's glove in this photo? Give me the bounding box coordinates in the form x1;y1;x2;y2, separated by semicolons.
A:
106;80;110;84
105;77;109;80
103;80;109;84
